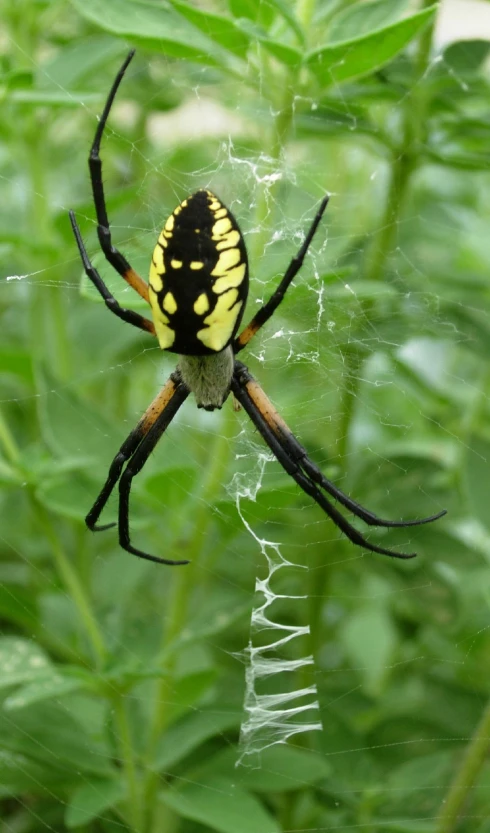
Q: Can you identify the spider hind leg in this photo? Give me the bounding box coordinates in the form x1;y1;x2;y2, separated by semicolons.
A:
231;362;445;558
85;374;191;565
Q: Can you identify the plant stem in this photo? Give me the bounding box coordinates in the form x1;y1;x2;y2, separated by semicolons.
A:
251;80;296;262
113;693;144;832
0;409;20;465
343;3;436;456
364;0;435;283
296;0;316;29
143;405;236;832
436;696;490;833
33;500;106;668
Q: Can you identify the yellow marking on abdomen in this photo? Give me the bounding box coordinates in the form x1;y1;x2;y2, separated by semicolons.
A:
150;270;164;293
211;247;241;277
194;293;210;315
163;292;177;314
190;261;204;270
197;289;242;351
213;263;246;294
152;244;166;275
212;217;233;239
216;230;240;250
171;259;183;269
149;286;176;349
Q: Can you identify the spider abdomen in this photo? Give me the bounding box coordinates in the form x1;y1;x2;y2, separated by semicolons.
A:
149;190;249;356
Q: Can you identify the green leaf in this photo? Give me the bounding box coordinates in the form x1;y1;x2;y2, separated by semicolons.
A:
306;5;437;87
37;37;130;90
236;19;302;66
0;701;114;776
327;0;409;43
0;585;38;631
4;669;88;711
340;596;397;696
36;473;98;521
170;1;251;59
163;670;218;723
65;776;125;828
442;39;490;74
161;776;280;833
69;0;245;73
324;279;398;301
7;90;101;106
36;367;114;461
229;0;304;43
0;748;73;794
0;637;51;690
154;705;241;771
383;751;455;818
228;0;275;30
464;435;490;532
426;116;490;171
197;745;331;791
0;348;33;385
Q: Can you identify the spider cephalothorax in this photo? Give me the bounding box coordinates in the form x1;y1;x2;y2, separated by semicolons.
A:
69;50;446;566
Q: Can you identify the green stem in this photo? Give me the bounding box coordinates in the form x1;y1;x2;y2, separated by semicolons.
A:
143;405;236;832
436;697;490;833
33;499;106;667
344;3;436;455
113;693;143;832
251;0;315;259
0;409;20;465
364;1;435;283
335;346;363;463
251;82;296;262
296;0;316;30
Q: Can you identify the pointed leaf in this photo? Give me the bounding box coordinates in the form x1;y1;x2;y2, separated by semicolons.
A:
171;1;250;58
161;776;280;833
306;6;437;87
69;0;244;73
0;637;51;690
154;705;241;771
197;745;331;791
4;670;88;711
66;776;125;828
327;0;409;43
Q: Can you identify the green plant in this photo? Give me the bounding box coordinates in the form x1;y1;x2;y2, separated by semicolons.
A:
1;1;489;832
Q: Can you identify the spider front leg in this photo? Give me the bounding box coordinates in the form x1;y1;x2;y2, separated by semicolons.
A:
234;194;329;353
70;211;156;335
88;50;150;302
231;362;446;559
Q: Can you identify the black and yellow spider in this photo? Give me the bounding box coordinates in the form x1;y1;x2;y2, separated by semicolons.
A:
70;51;445;566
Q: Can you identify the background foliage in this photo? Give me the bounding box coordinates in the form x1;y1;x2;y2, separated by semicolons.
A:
1;0;490;831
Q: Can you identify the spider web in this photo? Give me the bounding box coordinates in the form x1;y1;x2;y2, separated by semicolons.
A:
1;3;490;831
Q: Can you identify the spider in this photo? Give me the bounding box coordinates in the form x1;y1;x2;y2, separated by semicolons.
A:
69;50;446;566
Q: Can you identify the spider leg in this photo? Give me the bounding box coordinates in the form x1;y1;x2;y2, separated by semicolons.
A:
70;211;156;336
234;194;329;353
88;50;150;302
117;383;191;565
231;363;445;558
86;373;188;531
234;364;445;529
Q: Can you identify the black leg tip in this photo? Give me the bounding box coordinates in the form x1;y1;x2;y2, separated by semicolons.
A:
86;519;116;532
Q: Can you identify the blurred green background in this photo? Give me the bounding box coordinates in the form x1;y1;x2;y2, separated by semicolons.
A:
1;0;490;831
